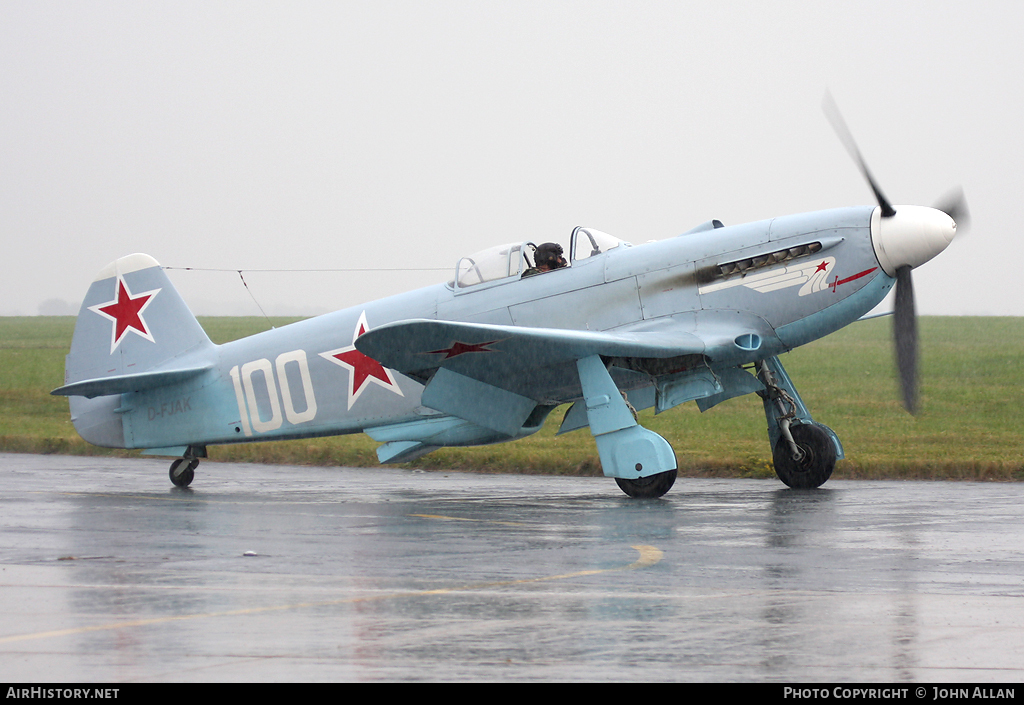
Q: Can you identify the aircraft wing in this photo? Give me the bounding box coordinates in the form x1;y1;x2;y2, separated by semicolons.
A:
356;316;775;437
355;318;705;385
354;318;712;436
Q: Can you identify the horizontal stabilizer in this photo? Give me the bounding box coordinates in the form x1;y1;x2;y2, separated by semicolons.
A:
52;364;213;399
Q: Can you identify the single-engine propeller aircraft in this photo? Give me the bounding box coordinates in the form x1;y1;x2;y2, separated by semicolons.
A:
53;99;968;497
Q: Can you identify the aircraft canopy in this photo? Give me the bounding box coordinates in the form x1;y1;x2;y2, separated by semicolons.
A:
452;228;630;289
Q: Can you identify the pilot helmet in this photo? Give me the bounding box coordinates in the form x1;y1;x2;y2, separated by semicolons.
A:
535;242;564;268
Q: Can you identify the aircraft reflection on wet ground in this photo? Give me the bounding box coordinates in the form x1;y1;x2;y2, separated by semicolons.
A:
1;453;1022;682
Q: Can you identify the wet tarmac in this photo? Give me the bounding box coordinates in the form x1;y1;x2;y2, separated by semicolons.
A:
1;452;1023;682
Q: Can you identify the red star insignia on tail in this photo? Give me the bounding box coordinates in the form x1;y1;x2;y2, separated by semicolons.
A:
320;311;404;409
89;277;161;353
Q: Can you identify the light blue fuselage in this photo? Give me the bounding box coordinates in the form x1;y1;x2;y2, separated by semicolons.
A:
68;206;890;456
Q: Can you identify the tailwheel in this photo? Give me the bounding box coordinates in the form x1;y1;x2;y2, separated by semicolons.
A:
615;469;677;499
772;423;836;489
169;458;199;488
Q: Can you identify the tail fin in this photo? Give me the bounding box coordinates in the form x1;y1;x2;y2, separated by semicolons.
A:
53;254;215;447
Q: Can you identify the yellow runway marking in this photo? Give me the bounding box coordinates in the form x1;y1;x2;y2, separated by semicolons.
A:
0;545;663;645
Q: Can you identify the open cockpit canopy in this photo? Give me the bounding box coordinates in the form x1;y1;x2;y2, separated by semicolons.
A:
450;228;630;289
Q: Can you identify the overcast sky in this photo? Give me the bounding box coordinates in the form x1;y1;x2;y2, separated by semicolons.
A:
2;1;1020;317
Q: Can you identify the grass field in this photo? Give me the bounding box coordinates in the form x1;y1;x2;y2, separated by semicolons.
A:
2;315;1022;480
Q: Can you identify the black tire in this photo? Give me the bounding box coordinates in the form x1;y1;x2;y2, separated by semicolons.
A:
615;469;677;498
772;423;836;489
169;458;198;487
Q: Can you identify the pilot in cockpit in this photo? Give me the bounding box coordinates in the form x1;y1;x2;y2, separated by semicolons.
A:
523;242;567;277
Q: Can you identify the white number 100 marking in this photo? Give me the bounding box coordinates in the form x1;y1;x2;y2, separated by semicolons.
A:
229;350;318;436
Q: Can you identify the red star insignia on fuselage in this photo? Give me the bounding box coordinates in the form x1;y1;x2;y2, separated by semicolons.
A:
320;311;404;409
88;277;161;353
424;340;499;359
814;260;830;273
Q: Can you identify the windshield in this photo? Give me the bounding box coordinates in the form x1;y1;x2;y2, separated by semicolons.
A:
570;227;629;263
454;242;529;288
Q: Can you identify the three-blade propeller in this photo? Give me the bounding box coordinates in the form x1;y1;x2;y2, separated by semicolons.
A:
824;92;968;414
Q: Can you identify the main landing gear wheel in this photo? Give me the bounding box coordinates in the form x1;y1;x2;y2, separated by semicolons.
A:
773;423;836;489
169;458;199;488
615;469;678;499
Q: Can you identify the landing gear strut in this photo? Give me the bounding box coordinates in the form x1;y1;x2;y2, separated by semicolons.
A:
757;357;842;489
576;355;678;499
